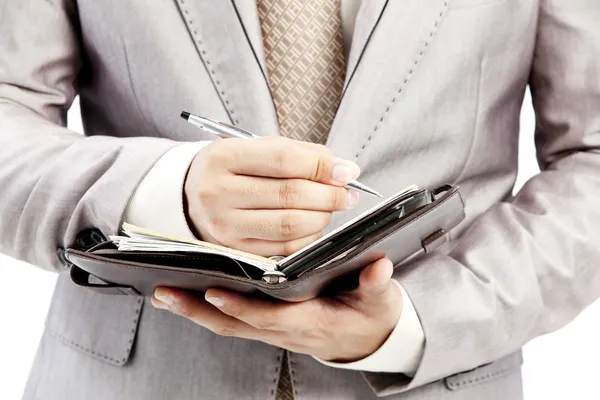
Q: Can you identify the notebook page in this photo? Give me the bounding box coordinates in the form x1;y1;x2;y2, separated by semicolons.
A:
115;223;277;272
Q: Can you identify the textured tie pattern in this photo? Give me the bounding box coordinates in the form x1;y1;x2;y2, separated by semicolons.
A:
258;2;346;398
276;352;294;400
257;0;346;144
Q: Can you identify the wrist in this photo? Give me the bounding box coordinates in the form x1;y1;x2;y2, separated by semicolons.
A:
183;154;202;240
183;148;221;243
357;282;403;361
314;281;425;374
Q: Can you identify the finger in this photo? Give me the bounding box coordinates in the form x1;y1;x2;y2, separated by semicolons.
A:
354;258;397;307
227;209;331;241
152;288;282;341
224;137;361;186
234;232;323;257
293;140;333;154
227;177;358;211
204;288;318;332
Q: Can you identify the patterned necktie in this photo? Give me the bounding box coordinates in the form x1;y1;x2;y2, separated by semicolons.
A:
257;0;346;400
257;2;347;398
257;0;347;145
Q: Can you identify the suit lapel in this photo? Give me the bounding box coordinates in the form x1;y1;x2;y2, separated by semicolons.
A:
343;0;390;93
230;0;269;81
329;0;451;158
175;0;279;136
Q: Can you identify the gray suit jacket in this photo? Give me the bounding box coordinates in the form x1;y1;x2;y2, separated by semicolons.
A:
1;0;599;399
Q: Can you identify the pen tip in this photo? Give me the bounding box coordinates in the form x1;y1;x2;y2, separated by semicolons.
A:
180;111;190;120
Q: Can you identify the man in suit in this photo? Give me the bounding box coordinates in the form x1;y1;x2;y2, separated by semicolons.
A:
1;0;599;399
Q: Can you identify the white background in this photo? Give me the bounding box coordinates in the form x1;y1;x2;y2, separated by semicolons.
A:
1;93;599;399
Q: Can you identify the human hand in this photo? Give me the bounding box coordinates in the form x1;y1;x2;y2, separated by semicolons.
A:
184;137;361;256
152;258;402;362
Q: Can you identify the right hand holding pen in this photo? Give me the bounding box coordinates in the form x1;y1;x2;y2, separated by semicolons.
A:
184;137;361;256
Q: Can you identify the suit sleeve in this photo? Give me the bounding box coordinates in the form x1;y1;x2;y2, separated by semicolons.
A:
363;1;600;395
0;0;178;272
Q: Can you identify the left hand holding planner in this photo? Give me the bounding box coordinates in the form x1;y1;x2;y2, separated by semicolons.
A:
152;257;402;362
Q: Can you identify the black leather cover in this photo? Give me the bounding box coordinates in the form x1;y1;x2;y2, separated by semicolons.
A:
66;185;465;301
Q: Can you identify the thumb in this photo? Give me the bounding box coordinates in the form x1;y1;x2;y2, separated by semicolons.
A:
356;258;395;305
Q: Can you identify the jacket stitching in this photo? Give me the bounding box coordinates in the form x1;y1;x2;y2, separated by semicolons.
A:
48;330;119;363
354;0;450;162
47;297;143;365
176;0;239;125
288;352;299;396
446;359;522;390
272;352;282;397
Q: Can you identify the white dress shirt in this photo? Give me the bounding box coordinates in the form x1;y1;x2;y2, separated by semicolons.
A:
123;0;425;376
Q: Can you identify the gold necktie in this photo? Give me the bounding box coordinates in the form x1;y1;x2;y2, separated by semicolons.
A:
257;0;346;144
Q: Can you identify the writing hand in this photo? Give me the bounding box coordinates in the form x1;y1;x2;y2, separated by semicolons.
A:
184;136;361;256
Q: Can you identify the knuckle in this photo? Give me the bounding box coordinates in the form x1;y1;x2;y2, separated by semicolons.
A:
312;155;328;182
270;149;289;173
280;212;300;238
197;184;218;204
278;180;298;208
330;189;346;210
241;181;261;201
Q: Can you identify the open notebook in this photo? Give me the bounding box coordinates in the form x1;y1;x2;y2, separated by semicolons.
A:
110;184;421;277
67;184;464;299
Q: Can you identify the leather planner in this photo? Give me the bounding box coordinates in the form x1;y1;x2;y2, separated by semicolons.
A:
66;184;465;301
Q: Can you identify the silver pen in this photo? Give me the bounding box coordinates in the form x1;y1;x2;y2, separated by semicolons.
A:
181;111;383;198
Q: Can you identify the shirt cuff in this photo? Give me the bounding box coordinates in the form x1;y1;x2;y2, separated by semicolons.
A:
123;141;210;239
315;280;425;375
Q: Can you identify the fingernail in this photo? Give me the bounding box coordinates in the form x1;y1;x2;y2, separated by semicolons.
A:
154;290;175;306
206;296;225;308
332;159;360;184
332;163;352;184
151;297;169;310
347;190;360;209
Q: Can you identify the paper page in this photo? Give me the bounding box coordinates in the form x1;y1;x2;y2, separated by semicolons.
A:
115;224;277;272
